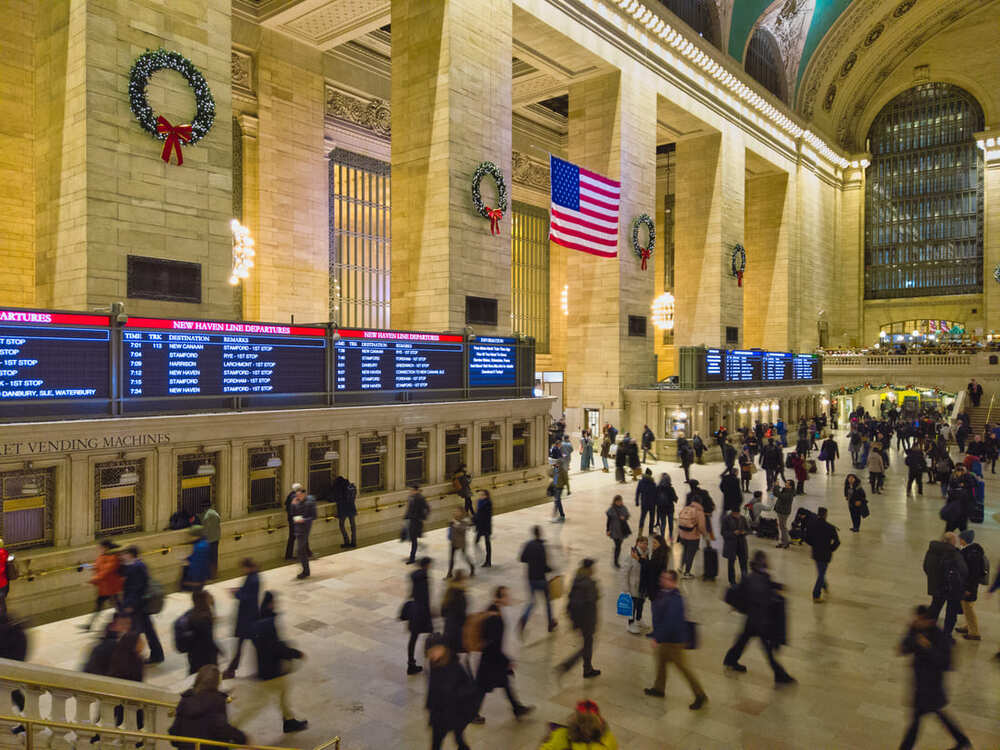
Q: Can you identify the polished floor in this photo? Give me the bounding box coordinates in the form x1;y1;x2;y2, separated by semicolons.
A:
28;434;1000;749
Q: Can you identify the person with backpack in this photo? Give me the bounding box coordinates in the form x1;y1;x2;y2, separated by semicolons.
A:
955;530;988;641
176;589;220;676
169;665;247;750
760;439;784;491
599;434;612;473
558;558;601;679
923;533;968;639
239;592;307;734
634;469;657;535
120;545;164;665
446;507;475;579
473;489;493;568
676;494;708;579
404;484;430;565
897;606;971;750
223;558;260;679
182;527;212;591
406;557;434;676
539;700;618;749
723;551;795;685
606;495;631;569
517;526;557;636
904;446;926;497
655;473;677;539
440;571;468;657
644;570;707;710
819;434;839;474
335;477;358;548
623;536;648;634
83;539;123;631
452;464;474;515
804;507;840;603
738;446;754;493
473;586;533;723
549;463;567;522
425;634;478;750
934;452;955;498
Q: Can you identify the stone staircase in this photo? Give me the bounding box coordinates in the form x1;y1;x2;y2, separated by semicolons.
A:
964;401;993;435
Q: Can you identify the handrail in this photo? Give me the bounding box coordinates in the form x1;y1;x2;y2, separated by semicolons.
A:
0;714;341;750
986;392;996;425
1;674;176;709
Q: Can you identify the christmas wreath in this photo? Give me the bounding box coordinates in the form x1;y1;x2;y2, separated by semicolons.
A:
631;214;655;270
731;244;747;287
471;162;508;235
993;263;1000;285
128;49;216;166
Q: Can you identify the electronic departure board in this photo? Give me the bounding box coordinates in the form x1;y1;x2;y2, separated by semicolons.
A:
334;329;464;391
0;309;111;401
469;337;517;387
689;347;821;389
122;317;327;399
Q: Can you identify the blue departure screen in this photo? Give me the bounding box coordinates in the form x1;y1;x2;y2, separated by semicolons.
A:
469;337;516;386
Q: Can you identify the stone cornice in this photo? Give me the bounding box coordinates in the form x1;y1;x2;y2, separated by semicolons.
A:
325;84;390;139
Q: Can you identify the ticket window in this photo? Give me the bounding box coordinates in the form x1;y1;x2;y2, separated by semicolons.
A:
178;453;218;517
405;433;429;486
307;441;341;503
445;429;467;477
248;447;283;512
360;437;388;494
1;469;54;549
480;425;500;475
512;422;531;469
95;460;144;536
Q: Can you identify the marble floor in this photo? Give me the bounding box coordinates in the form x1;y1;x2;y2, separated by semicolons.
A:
26;435;1000;749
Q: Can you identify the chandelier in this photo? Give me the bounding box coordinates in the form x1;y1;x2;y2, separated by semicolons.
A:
229;219;255;285
651;291;675;330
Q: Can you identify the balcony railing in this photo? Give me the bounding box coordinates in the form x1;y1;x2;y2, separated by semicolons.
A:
822;353;975;368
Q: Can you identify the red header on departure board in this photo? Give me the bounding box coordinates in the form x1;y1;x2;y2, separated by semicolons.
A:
336;328;464;343
0;309;111;327
125;317;326;337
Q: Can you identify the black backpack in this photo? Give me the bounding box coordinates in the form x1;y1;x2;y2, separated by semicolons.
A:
965;545;989;586
173;612;195;653
940;557;966;599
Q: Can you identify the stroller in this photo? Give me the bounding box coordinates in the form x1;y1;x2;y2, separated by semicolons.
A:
789;507;815;545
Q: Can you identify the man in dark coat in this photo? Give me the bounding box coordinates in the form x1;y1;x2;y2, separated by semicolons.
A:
288;488;316;579
905;446;926;496
404;484;430;564
804;507;840;602
425;634;477;748
720;507;749;585
283;483;303;560
223;558;260;679
897;606;969;750
333;476;358;548
723;551;795;685
923;533;968;638
967;378;983;407
474;489;493;568
517;526;556;635
634;469;658;534
250;592;307;733
940;489;970;533
474;586;533;723
120;545;164;664
641;425;657;463
678;442;693;482
761;439;784;491
722;440;737;472
557;558;600;678
655;473;677;538
719;468;742;513
406;557;433;675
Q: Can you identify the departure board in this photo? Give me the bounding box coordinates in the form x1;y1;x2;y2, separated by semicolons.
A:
122;317;327;398
469;337;517;387
334;329;464;391
684;347;822;388
0;310;111;401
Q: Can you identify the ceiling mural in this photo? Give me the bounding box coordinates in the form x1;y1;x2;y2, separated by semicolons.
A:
754;0;818;102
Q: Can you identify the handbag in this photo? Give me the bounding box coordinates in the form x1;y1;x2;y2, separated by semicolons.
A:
860;502;871;519
4;556;18;582
616;592;634;617
399;600;413;621
547;574;564;600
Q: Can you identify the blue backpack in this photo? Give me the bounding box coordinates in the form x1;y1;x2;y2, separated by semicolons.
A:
616;592;633;617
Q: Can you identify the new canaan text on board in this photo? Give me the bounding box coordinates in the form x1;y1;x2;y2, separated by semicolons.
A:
0;432;171;456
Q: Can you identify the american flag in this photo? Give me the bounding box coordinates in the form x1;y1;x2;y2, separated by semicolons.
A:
549;155;621;258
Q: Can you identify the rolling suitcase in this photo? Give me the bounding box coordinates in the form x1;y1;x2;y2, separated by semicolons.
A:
702;545;718;581
971;477;985;523
757;517;779;539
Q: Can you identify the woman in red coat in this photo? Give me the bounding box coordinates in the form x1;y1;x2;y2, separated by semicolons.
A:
85;540;123;631
789;454;808;496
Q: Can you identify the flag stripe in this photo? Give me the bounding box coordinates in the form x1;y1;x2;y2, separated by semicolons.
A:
579;177;620;200
579;192;619;213
579;166;621;188
551;234;618;257
550;221;618;247
551;207;618;235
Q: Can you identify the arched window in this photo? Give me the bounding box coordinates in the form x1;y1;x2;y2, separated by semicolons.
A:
864;83;984;299
744;29;786;103
658;0;720;48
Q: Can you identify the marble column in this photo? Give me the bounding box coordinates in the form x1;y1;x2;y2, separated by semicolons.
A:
743;171;792;350
390;0;513;334
982;148;1000;333
563;71;657;433
836;166;865;347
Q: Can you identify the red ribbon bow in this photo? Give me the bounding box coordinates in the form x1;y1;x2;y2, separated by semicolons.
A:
640;248;651;270
156;115;193;166
737;271;744;287
575;700;600;715
486;206;503;235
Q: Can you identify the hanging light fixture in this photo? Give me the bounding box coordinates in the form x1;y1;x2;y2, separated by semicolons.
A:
229;219;255;285
651;291;675;330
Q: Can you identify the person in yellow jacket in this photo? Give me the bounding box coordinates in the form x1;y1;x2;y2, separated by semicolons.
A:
539;700;617;749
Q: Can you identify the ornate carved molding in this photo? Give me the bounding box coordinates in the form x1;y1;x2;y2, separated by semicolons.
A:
232;49;254;99
512;151;549;191
324;84;390;139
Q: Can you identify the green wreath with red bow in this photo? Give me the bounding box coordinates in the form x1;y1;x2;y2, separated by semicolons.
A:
471;161;508;235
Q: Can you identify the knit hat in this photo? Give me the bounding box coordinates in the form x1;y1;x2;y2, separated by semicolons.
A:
959;529;975;544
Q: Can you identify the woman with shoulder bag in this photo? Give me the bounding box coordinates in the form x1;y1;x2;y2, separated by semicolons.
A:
605;496;631;569
844;474;868;532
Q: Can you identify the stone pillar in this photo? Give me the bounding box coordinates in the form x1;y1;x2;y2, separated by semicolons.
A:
982;149;1000;332
834;167;865;347
673;130;745;347
390;0;512;335
563;71;657;433
743;171;791;350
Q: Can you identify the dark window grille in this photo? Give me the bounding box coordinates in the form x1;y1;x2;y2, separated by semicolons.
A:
465;296;498;326
307;441;341;504
405;433;429;485
480;425;500;475
864;83;985;299
360;436;387;493
628;316;647;337
659;0;719;47
95;460;143;536
0;468;54;549
248;446;283;511
511;202;551;353
512;423;530;469
178;453;217;516
127;255;202;303
445;429;466;477
744;29;786;103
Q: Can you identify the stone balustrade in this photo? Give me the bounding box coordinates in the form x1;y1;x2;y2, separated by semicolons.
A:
0;658;177;750
823;353;976;368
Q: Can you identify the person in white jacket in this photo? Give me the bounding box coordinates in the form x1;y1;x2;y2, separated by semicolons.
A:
622;536;648;634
